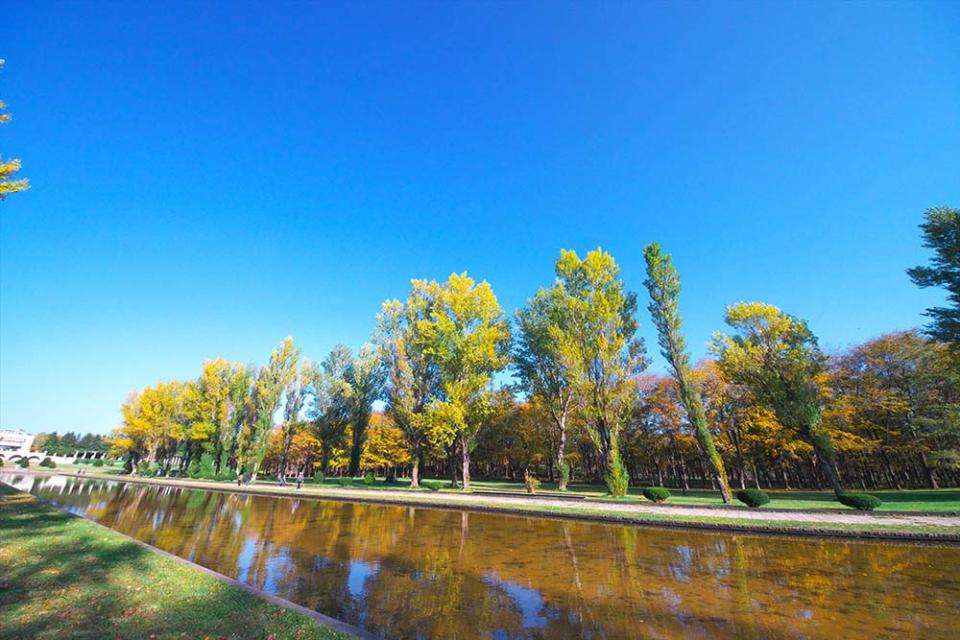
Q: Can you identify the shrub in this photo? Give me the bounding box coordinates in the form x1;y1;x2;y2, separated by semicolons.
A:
313;471;325;484
605;458;630;497
363;472;376;486
422;479;442;492
736;489;770;508
136;461;150;476
93;458;105;467
0;458;4;468
16;457;30;468
642;487;671;503
339;476;353;487
39;457;56;468
559;462;570;491
198;453;217;480
187;459;201;479
838;493;882;511
524;472;541;494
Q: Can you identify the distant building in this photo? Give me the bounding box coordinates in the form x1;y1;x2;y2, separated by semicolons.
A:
0;429;36;458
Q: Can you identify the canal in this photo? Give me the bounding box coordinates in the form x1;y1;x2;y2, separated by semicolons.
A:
3;473;958;639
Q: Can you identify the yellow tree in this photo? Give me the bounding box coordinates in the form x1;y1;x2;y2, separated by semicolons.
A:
712;302;844;496
418;272;511;491
0;60;28;199
375;282;439;487
554;248;647;496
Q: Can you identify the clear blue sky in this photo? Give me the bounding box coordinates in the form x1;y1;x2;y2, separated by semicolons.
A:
2;2;958;435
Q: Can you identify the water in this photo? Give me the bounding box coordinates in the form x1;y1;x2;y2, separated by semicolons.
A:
3;473;958;639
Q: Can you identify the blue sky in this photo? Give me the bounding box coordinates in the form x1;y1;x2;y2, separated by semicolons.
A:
2;2;958;435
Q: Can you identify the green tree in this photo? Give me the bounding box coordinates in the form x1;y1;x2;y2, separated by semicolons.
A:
0;60;29;199
907;206;960;350
309;345;353;475
554;248;647;496
375;283;439;488
346;344;386;477
643;242;732;502
514;285;577;490
711;302;844;497
277;360;310;484
236;336;300;480
418;273;511;491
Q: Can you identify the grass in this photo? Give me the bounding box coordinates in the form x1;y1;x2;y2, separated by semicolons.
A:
274;477;960;513
0;483;354;640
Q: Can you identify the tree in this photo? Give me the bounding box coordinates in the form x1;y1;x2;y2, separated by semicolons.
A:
514;285;577;490
277;360;310;484
908;207;960;350
236;336;300;480
711;302;844;497
417;273;511;491
346;344;386;477
309;345;353;475
375;283;439;488
554;248;647;496
643;242;732;502
0;60;29;199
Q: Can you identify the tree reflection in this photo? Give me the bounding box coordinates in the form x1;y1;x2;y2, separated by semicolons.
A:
6;474;959;639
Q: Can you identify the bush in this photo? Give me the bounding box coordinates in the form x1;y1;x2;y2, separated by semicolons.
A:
363;472;376;486
838;493;882;511
198;453;217;480
17;457;30;468
93;458;105;467
642;487;671;503
136;461;150;476
736;489;770;508
605;457;630;497
313;471;324;484
339;476;353;487
422;479;442;492
187;459;201;479
0;458;4;468
524;471;540;494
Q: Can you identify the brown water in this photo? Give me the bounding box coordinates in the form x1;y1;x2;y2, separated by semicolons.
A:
3;473;958;639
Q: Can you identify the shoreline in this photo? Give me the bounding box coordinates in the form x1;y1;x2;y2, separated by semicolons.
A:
0;483;363;639
7;469;960;543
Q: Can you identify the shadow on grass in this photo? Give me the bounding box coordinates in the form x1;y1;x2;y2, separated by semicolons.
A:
0;484;348;640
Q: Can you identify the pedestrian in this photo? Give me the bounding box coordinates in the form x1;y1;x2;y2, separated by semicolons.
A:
296;469;304;489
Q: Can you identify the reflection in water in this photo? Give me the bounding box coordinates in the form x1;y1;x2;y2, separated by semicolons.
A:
3;473;958;639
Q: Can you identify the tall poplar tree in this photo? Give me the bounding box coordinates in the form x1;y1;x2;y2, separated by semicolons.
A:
375;282;439;488
555;248;647;496
643;242;733;502
418;273;511;491
346;344;386;477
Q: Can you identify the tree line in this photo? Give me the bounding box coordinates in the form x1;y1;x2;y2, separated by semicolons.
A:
30;432;111;455
110;207;959;497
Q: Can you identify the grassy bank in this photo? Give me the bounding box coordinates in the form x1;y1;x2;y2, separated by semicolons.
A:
0;484;354;640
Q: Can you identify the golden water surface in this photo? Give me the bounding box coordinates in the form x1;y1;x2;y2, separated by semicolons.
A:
4;473;958;639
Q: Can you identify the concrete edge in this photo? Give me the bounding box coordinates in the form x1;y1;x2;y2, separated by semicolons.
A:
0;481;370;640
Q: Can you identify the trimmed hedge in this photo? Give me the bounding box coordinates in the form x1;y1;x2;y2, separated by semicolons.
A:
838;493;882;511
93;458;105;467
363;472;376;486
422;480;443;492
642;487;671;503
39;457;56;468
736;489;770;508
313;471;324;484
339;476;353;487
17;457;30;468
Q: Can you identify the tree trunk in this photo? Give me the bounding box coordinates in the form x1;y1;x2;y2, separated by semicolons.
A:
409;453;421;488
460;436;471;491
278;426;294;486
557;415;568;491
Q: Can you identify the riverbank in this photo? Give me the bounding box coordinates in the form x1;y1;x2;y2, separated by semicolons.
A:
13;469;960;541
0;483;359;640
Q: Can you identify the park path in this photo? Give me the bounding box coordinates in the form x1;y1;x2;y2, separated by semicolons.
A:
26;470;960;529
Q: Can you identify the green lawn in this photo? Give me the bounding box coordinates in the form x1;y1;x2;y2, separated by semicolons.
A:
0;484;354;640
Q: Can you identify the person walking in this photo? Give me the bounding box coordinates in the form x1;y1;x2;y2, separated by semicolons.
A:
296;469;305;489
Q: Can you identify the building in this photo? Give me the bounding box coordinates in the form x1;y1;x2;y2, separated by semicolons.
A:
0;429;36;459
